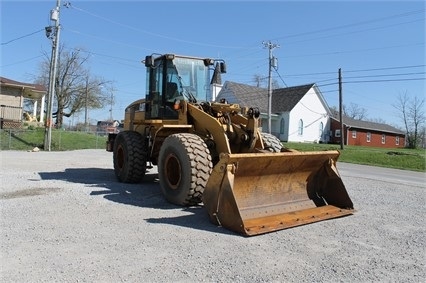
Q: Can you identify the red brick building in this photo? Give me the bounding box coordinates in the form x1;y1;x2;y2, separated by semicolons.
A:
330;114;406;148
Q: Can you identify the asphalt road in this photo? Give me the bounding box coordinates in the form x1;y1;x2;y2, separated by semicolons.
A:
337;162;425;187
1;149;425;283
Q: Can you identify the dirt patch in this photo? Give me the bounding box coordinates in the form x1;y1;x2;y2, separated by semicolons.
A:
0;187;62;199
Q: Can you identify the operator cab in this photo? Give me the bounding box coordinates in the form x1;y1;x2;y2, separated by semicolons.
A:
144;54;225;120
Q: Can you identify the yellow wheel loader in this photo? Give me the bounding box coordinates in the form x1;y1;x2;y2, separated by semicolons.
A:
106;53;354;236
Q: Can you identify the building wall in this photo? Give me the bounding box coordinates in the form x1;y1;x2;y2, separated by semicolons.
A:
278;112;290;141
287;88;330;143
346;128;405;148
0;87;23;121
258;113;280;137
217;84;330;143
0;86;23;108
214;86;238;104
330;119;406;148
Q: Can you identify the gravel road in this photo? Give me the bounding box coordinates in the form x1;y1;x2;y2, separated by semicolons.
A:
1;149;425;282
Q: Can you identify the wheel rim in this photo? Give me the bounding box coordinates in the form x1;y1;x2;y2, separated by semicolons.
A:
164;153;181;190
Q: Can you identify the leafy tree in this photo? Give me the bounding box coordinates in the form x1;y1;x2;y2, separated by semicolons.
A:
38;45;113;128
393;91;425;149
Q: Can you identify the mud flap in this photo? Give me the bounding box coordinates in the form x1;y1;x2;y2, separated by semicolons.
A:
202;151;354;236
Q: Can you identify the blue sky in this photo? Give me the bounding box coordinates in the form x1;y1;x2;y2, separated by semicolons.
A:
1;0;425;128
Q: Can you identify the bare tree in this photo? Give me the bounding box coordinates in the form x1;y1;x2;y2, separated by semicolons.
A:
38;45;112;128
253;74;263;87
252;74;280;89
393;91;425;148
343;102;368;120
367;117;387;124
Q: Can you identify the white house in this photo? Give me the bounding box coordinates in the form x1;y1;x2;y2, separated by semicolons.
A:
0;77;46;128
215;81;332;143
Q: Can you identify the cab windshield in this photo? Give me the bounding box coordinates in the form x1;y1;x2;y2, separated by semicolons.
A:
172;57;210;102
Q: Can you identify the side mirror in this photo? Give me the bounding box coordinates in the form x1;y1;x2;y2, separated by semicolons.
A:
145;56;154;68
220;62;227;73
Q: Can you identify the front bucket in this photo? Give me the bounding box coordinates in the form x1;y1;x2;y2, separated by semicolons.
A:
203;151;354;236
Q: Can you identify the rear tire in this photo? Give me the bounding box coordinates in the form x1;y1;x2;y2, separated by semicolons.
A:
262;132;283;152
158;133;212;206
113;131;147;183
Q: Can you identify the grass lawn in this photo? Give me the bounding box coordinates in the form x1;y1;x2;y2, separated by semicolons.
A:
284;142;425;172
1;128;107;151
1;128;424;172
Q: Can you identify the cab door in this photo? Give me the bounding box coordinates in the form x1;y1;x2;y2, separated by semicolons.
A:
145;57;179;120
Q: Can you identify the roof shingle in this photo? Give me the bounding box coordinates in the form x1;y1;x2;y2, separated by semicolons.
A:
331;110;404;134
217;81;315;113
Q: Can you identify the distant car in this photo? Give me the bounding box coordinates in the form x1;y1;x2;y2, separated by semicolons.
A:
97;120;119;135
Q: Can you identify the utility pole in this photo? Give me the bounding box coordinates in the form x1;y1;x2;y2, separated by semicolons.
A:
263;41;279;134
85;77;89;132
338;68;344;150
109;90;113;121
43;0;61;151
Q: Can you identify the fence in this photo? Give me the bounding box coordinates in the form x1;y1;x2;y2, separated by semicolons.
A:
0;128;108;151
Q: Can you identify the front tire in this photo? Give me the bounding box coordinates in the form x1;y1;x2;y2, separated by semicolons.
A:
113;131;147;183
262;132;283;152
158;133;212;206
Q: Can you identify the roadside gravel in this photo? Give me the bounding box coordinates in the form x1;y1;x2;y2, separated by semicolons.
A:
1;149;425;282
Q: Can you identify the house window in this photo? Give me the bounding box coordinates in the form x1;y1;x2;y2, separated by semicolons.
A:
382;134;386;144
298;119;303;135
396;136;400;146
366;132;371;142
335;129;341;137
352;130;357;138
319;122;324;139
280;118;285;134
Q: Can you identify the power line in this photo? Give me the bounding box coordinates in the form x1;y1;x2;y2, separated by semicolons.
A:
284;64;425;79
317;77;426;88
68;3;243;49
273;68;288;87
281;19;424;46
345;64;426;73
273;9;424;41
282;42;424;59
345;72;426;79
0;55;45;68
344;78;425;84
1;28;44;45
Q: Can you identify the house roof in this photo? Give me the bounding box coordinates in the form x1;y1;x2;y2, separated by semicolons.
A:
218;81;315;113
271;83;315;112
0;76;46;99
331;111;405;135
218;81;269;111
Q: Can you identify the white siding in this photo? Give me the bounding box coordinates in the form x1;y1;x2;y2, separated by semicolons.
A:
287;88;329;143
216;83;332;143
278;112;290;141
